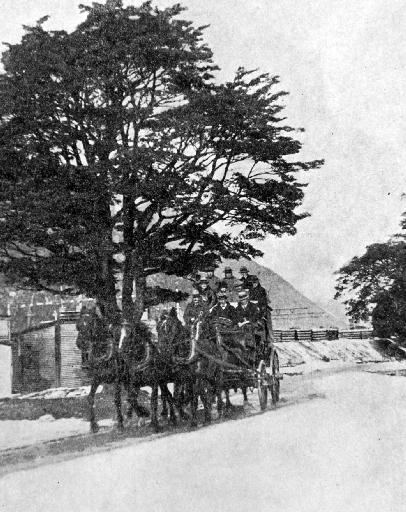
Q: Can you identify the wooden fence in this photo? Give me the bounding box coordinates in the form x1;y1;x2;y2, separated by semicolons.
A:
273;329;373;342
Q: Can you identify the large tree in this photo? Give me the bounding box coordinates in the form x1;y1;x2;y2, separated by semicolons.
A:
335;216;406;338
0;0;322;323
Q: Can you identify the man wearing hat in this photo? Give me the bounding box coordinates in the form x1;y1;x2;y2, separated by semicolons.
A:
209;291;238;325
235;290;261;327
216;282;229;302
183;290;208;330
239;266;254;291
205;266;221;293
199;276;217;308
221;267;242;302
235;290;262;358
249;275;268;318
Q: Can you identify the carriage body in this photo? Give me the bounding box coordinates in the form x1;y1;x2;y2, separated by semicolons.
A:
213;314;281;410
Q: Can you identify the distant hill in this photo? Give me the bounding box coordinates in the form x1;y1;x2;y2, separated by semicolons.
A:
216;259;348;329
318;299;349;326
148;259;348;329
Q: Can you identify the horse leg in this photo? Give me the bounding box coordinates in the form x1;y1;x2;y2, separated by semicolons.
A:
189;379;198;428
242;385;248;403
150;383;160;432
225;388;233;409
174;381;189;420
161;384;177;426
114;379;124;432
88;378;100;433
202;382;213;425
216;385;223;420
127;385;150;422
160;393;169;418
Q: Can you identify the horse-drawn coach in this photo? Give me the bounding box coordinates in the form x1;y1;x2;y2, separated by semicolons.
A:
76;289;282;432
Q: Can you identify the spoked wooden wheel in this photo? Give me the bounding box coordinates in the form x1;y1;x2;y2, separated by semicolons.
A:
270;351;281;405
257;360;268;411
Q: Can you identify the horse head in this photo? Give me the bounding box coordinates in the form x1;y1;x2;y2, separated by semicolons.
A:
76;308;116;364
117;319;154;371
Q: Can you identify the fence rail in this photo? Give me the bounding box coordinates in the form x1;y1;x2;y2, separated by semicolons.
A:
273;329;373;342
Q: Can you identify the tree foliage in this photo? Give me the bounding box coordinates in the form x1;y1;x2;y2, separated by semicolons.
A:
0;0;322;322
335;215;406;338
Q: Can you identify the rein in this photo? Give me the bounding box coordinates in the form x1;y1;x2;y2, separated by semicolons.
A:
195;345;249;371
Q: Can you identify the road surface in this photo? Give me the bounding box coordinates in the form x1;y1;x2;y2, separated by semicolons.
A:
1;367;406;512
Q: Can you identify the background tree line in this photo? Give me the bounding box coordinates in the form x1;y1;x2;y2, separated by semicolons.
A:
335;213;406;340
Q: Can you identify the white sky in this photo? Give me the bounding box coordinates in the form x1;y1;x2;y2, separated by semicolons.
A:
1;0;405;305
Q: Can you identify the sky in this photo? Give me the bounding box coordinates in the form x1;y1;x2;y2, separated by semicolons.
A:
0;0;405;307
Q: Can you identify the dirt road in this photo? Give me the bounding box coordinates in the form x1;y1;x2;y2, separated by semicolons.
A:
1;365;406;512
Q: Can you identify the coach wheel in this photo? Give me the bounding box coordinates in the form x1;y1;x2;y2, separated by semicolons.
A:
270;351;280;405
257;360;268;411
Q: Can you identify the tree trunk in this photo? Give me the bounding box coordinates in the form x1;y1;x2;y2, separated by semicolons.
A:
121;191;135;323
133;272;146;323
97;268;120;324
122;253;134;323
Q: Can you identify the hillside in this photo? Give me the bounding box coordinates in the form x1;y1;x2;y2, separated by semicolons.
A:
148;259;348;329
217;259;348;329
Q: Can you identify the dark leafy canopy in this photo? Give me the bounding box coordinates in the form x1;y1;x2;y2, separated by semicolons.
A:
0;0;323;322
335;218;406;338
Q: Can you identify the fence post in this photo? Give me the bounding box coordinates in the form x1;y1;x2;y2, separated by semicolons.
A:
310;330;313;342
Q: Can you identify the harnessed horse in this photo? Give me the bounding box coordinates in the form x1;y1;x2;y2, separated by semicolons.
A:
189;315;226;425
157;308;193;423
76;309;149;432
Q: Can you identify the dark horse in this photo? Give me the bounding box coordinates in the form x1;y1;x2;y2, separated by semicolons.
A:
188;315;225;426
156;308;194;424
76;308;149;433
118;310;182;431
154;308;224;427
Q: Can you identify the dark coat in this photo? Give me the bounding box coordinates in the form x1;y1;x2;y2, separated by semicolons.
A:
199;286;217;308
240;275;254;290
221;276;240;291
221;276;243;302
249;284;268;315
235;301;261;324
209;302;238;324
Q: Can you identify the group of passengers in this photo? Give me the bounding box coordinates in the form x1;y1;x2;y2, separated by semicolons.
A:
184;266;269;332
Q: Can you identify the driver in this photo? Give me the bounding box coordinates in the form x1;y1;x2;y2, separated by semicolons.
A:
183;290;208;330
235;291;261;327
209;291;238;325
249;275;268;318
199;276;217;308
